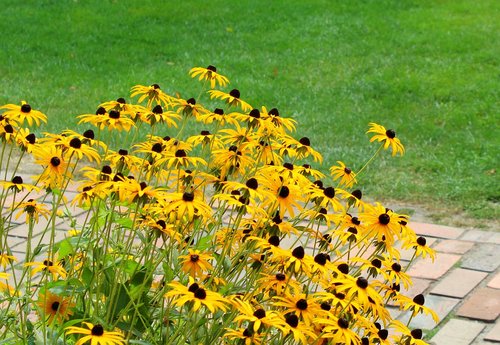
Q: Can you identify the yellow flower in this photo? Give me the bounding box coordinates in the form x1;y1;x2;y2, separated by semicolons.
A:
224;327;263;345
179;249;214;278
189;65;229;89
131;83;175;107
165;281;228;313
360;203;403;247
37;290;74;324
25;258;67;280
0;252;17;269
65;322;125;345
208;89;252;112
33;145;72;189
233;299;284;332
395;293;439;324
0;175;40;193
367;122;405;156
403;236;436;262
1;101;47;126
14;199;51;223
330;161;358;188
274;292;325;325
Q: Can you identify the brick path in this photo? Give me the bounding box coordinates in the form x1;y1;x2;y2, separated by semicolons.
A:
2;178;499;343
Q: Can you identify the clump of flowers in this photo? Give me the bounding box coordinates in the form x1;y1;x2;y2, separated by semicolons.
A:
0;66;436;344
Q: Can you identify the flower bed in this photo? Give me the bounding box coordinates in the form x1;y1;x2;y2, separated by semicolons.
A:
0;66;435;344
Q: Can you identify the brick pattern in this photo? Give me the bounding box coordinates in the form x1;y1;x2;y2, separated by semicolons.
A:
431;268;488;298
430;319;485;345
456;288;500;322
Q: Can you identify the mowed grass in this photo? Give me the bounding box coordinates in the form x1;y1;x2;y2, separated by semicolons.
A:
0;0;498;226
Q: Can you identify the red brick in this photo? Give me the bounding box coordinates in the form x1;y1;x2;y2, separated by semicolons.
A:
407;253;461;280
431;268;487;298
487;272;500;289
411;222;465;239
457;288;500;322
433;239;474;254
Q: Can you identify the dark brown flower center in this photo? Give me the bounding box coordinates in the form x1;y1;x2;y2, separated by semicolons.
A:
323;187;335;198
351;217;361;225
246;178;258;190
21;104;32;113
296;299;308;310
4;125;13;133
386;129;396;139
378;329;389;340
25;133;36;144
392;263;402;272
253;308;266;319
43;260;53;267
188;283;199;292
371;259;382;268
249;109;260;118
413;294;425;305
268;108;279;116
190;254;199;262
108;110;120;119
51;301;60;312
278;186;290;198
338;263;349;274
356;277;369;289
194;288;207;299
96;107;106;115
352;189;362;199
268;235;280;247
378;213;390;225
83;130;94;139
285;314;298;328
12;176;23;184
338;318;349;329
207;65;217;72
276;273;286;281
320;302;331;311
101;165;112;174
299;137;310;146
187;98;196;105
118;149;128;156
50;157;61;167
152;83;161;89
292;246;305;259
182;192;194;202
152;105;163;114
214;108;224;115
411;329;423;339
91;324;104;336
314;253;329;266
344;167;352;174
175;149;187;158
229;89;240;98
116;97;126;104
200;130;210;136
69;138;82;149
417;236;427;246
151;143;163;153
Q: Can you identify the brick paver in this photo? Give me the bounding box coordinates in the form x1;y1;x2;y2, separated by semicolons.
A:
411;222;465;239
487;272;500;289
460;230;500;245
433;239;475;254
431;268;488;298
484;320;500;342
457;288;500;322
461;244;500;273
407;253;461;280
430;319;485;345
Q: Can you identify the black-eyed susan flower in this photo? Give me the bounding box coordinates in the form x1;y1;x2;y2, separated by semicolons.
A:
208;89;252;112
281;135;323;163
395;293;439;323
360;203;402;247
318;317;362;345
256;272;301;296
260;106;296;133
142;104;181;127
25;258;67;280
15;128;38;153
233;299;283;332
280;314;317;345
65;322;125;345
198;107;239;126
274;292;324;325
174;97;207;119
165;281;228;313
223;327;263;345
179;249;214;278
37;290;74;324
0;252;17;269
335;276;384;311
403;236;436;262
57;136;101;163
161;191;212;221
131;83;175;107
1;101;47;126
14;199;51;223
367;122;405;156
0;122;17;143
383;258;412;290
391;320;428;345
330;161;358;188
33;145;72;189
189;65;229;89
0;175;39;193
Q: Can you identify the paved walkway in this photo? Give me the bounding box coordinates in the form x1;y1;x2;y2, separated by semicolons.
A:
2;181;499;344
397;222;500;344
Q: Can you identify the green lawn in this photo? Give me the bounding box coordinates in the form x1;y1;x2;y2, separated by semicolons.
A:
0;0;498;226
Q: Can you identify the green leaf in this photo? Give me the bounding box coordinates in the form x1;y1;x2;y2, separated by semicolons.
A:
57;238;74;257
